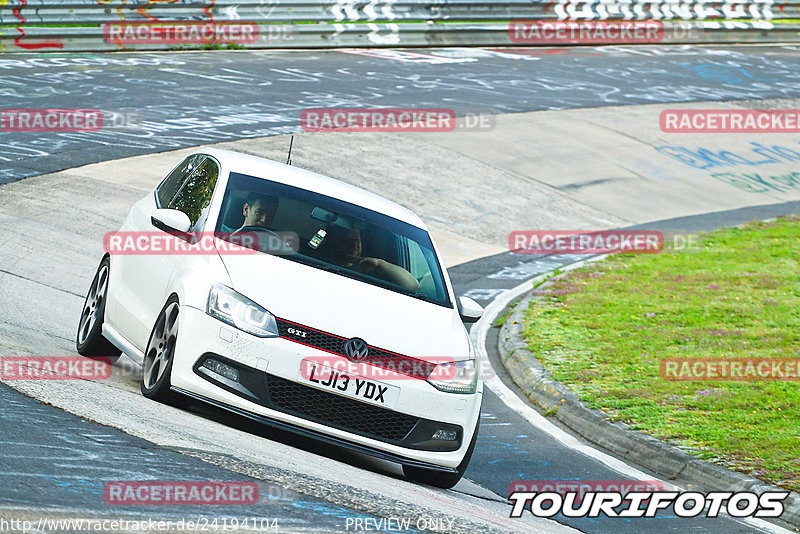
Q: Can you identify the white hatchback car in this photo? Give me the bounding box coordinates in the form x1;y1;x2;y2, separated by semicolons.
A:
76;148;484;488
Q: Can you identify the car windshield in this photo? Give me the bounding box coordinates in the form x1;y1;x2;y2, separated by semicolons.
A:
216;172;452;308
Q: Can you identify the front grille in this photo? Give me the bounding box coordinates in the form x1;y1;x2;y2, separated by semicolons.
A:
266;374;418;442
194;353;463;452
276;318;436;380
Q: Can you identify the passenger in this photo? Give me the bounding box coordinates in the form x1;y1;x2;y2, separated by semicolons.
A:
325;226;419;292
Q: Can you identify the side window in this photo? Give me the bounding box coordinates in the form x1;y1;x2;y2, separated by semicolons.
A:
156;154;205;207
406;238;444;299
407;239;430;280
168;158;220;230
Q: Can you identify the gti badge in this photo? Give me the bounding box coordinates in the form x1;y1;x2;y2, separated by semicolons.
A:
343;338;369;361
286;327;308;338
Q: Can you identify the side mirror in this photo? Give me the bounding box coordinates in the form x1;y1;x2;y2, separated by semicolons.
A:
151;208;191;235
457;296;484;324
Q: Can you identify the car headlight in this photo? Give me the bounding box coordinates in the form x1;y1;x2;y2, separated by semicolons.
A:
427;359;478;394
206;283;279;338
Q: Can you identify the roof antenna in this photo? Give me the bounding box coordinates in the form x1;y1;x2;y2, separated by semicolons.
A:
286;135;294;165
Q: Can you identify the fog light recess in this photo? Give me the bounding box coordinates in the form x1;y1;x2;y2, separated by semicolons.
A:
202;358;240;382
431;429;458;441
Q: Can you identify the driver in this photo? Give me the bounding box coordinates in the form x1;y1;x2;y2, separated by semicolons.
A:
239;193;279;230
325;226;419;292
226;193;293;254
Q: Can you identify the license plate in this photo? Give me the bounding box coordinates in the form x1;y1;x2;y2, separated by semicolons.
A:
297;359;400;409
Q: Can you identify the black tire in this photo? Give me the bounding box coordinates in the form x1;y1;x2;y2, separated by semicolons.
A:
76;257;121;361
140;296;188;408
403;419;480;489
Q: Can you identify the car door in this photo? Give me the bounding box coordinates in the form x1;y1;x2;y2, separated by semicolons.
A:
113;154;221;351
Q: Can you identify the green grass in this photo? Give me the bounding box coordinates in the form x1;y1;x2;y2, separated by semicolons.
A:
542;406;559;417
522;215;800;491
494;301;521;328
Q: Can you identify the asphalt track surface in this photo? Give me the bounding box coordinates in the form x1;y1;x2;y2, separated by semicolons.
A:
0;383;396;532
3;45;800;182
1;46;800;533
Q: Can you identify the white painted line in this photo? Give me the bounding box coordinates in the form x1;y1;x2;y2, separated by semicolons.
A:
471;256;792;534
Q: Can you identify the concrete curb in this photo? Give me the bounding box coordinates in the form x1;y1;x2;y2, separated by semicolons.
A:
498;288;800;529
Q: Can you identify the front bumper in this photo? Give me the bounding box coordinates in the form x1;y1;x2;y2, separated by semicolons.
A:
170;305;482;469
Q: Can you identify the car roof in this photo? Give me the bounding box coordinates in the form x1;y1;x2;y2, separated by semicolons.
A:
198;148;428;230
